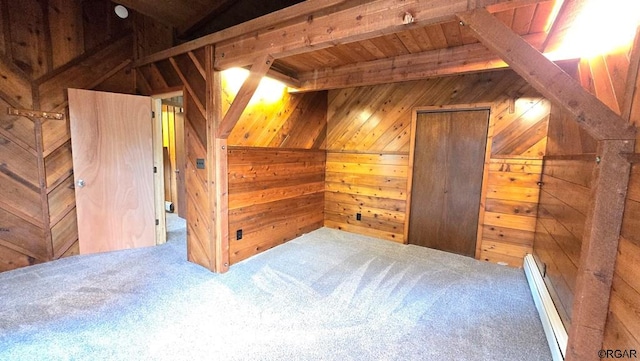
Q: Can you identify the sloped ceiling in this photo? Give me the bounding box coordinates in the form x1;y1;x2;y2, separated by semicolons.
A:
112;0;304;39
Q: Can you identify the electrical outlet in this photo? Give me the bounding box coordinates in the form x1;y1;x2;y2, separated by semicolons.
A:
236;229;243;240
356;212;362;221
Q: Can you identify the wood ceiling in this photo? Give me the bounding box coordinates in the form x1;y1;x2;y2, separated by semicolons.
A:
113;0;304;38
133;0;600;93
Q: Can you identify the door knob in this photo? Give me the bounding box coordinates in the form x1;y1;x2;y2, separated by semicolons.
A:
76;179;86;188
174;170;180;174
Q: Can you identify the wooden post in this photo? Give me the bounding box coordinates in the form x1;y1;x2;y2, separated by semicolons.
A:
205;45;230;273
566;139;634;361
456;9;636;141
456;8;638;360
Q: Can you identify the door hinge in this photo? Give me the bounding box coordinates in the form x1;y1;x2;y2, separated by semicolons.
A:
152;111;155;118
155;219;159;226
154;166;157;174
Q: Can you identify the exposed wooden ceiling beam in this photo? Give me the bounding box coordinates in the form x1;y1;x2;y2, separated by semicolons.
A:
136;0;545;70
134;0;350;67
266;69;301;89
217;55;274;139
214;0;471;69
457;8;636;141
292;32;547;92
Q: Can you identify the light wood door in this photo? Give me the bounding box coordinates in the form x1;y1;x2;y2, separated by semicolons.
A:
174;112;186;219
68;89;156;254
408;110;489;257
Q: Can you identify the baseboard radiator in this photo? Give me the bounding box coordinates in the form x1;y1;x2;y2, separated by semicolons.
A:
523;254;567;361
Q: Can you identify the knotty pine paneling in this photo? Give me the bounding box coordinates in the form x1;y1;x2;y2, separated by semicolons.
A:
324;152;407;243
44;141;73;189
228;147;325;264
326;71;548;266
602;32;640;354
0;207;46;263
603;164;640;351
50;207;78;259
0;57;33;110
184;93;214;268
533;158;594;329
48;0;84;69
6;0;48;78
47;175;75;227
480;158;543;266
0;0;174;272
576;45;633;116
225;80;327;150
0;99;36;151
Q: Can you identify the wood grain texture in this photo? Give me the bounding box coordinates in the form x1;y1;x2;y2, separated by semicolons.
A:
227;91;327;149
184;92;214;269
326;71;547;266
47;0;84;69
600;28;640;354
457;8;635;141
533;158;595;329
0;0;174;272
0;56;33;109
325;151;408;243
228;147;325;264
7;0;48;78
214;0;469;69
408;110;489;257
603;164;640;352
68;89;155;255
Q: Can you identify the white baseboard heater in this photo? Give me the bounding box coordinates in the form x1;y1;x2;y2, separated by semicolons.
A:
523;254;567;361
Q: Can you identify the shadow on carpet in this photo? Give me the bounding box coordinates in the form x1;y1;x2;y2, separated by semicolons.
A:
0;228;551;360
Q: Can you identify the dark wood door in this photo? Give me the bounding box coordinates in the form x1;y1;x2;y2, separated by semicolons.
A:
408;110;489;257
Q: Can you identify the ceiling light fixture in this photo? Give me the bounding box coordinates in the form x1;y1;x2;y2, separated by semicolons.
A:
114;5;129;19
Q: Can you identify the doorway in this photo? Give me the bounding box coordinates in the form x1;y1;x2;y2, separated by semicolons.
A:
154;94;186;243
408;109;490;257
160;96;186;219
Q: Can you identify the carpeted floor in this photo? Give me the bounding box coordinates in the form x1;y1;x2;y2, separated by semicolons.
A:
0;215;551;360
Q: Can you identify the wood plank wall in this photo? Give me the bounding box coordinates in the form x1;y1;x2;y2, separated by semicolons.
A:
0;0;173;272
533;103;597;329
228;148;325;264
594;40;640;352
532;40;640;349
160;49;215;268
325;70;549;267
226;86;327;264
139;53;329;267
608;162;640;351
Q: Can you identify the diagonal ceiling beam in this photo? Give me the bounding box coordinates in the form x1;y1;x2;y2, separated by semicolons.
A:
216;54;273;139
457;8;636;141
135;0;551;70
